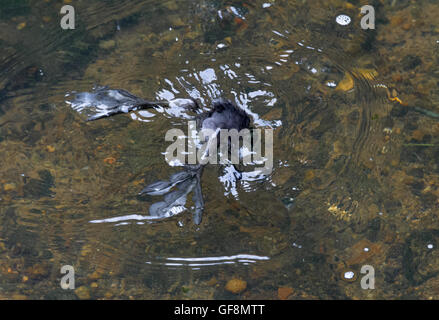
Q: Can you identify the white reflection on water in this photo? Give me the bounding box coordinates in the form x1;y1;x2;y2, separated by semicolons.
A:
156;66;282;129
146;254;270;268
89;211;184;224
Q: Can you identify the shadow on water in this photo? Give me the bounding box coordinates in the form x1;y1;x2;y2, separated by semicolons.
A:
0;0;438;299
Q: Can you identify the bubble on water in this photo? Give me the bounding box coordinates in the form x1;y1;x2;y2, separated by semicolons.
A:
336;14;351;26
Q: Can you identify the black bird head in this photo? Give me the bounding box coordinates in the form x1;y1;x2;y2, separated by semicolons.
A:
201;98;251;132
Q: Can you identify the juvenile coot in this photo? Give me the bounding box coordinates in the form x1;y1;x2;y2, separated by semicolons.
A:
68;87;251;224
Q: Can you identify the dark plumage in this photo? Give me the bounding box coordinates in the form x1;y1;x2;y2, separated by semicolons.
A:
200;98;250;132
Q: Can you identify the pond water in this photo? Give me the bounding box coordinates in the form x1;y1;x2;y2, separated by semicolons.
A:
0;0;438;299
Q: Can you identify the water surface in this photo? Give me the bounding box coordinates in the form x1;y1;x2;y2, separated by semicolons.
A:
0;0;438;299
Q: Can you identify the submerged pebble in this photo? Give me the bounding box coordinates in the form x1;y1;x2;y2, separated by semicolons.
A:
3;183;16;191
278;287;293;300
225;278;247;294
75;286;91;300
